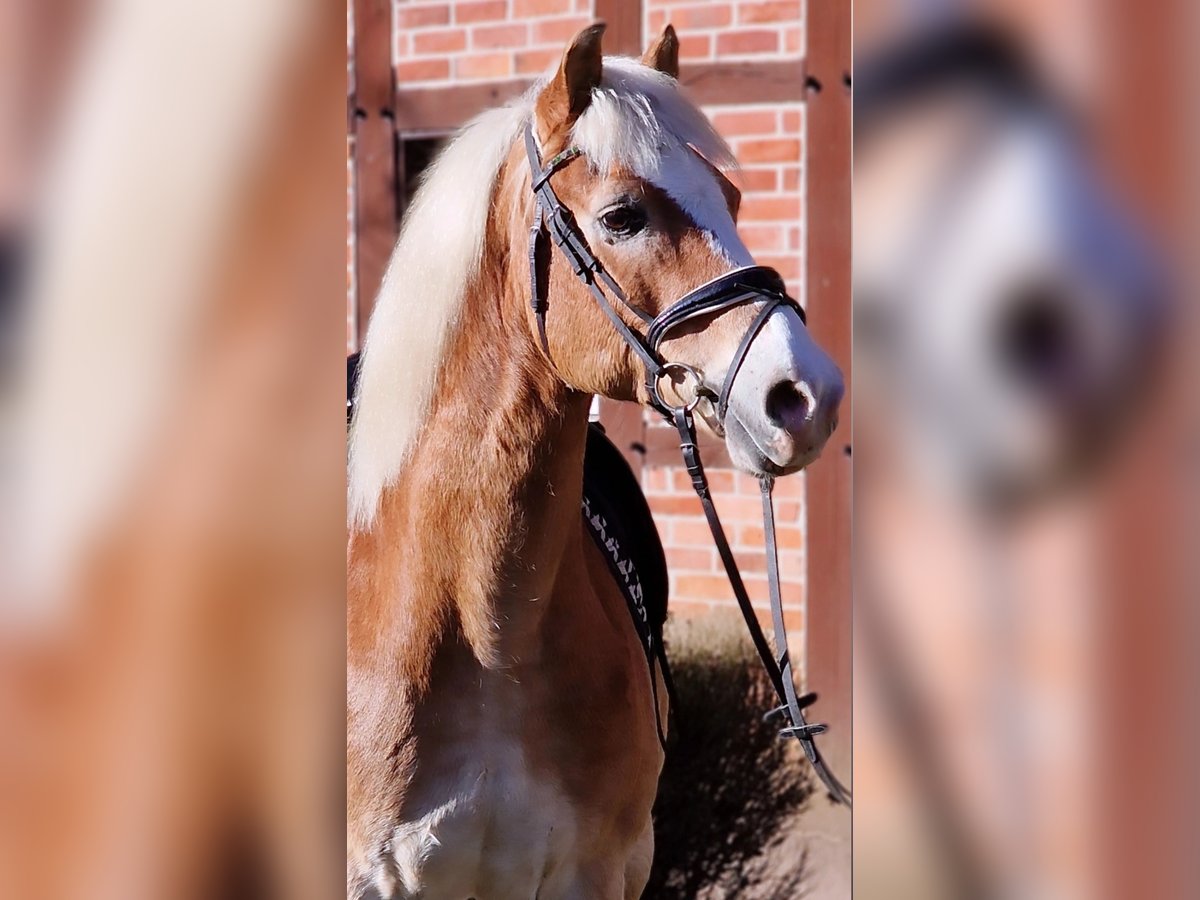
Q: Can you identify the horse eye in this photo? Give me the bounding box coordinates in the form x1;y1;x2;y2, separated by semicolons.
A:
599;204;647;237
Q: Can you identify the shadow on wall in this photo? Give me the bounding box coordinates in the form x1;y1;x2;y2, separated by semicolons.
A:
647;614;815;900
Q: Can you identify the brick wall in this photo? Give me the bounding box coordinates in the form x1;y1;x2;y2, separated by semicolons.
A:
707;102;805;297
394;0;597;85
352;0;811;652
643;461;807;634
646;0;803;61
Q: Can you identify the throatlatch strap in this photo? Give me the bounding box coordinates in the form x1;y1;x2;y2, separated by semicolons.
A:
528;201;553;358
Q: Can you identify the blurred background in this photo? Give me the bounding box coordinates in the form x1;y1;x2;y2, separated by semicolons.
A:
0;1;347;897
853;2;1196;899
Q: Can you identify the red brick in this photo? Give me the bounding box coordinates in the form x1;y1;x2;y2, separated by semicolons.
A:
675;4;732;29
395;33;411;58
771;474;805;499
649;494;704;517
736;168;777;192
454;53;512;79
675;574;736;601
737;138;800;164
712;110;777;136
672;469;733;493
734;471;761;493
665;547;714;571
739;224;785;252
755;254;800;281
783;26;803;55
531;16;593;44
742;576;804;604
778;550;805;579
733;550;767;573
737;1;801;24
668;600;715;618
775;525;804;549
396;4;450;28
396;58;450;82
515;47;559;74
671;519;719;546
776;499;801;519
644;467;670;492
472;23;528;49
678;33;713;60
782;109;802;132
743;578;770;602
740;196;800;220
513;0;572;14
716;30;779;55
734;520;763;549
647;9;668;33
712;496;768;522
454;0;506;23
784;580;803;605
781;167;800;191
412;28;466;54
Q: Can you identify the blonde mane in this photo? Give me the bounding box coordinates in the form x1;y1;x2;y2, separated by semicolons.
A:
348;57;736;527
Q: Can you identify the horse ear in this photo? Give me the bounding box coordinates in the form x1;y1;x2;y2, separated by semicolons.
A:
688;143;742;221
536;23;605;135
642;24;679;78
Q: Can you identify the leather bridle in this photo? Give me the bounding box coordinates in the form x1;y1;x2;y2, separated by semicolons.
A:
525;123;851;806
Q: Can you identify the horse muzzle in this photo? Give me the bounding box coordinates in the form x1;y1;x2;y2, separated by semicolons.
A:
720;305;845;474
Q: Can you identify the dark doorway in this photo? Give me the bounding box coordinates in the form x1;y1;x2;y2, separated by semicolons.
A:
397;135;446;217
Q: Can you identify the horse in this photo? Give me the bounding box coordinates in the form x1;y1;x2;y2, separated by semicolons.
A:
347;24;844;900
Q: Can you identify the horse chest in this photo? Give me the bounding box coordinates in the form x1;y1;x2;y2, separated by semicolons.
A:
389;730;581;899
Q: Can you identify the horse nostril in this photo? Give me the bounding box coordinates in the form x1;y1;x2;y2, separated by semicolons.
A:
764;380;812;429
997;283;1078;389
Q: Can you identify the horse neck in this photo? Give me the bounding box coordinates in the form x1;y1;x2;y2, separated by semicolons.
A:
354;178;591;682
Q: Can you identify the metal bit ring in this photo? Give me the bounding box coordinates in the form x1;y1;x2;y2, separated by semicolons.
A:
654;362;707;413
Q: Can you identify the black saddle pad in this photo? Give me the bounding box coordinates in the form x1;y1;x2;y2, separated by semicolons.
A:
582;423;669;644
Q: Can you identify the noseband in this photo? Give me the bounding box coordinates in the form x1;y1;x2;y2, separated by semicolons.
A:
525;123;851;806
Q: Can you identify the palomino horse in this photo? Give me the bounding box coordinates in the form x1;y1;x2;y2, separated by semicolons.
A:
347;24;843;899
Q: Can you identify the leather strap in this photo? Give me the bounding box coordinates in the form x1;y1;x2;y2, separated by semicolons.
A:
672;406;852;805
645;266;803;350
524;126;665;392
717;296;786;422
760;475;852;804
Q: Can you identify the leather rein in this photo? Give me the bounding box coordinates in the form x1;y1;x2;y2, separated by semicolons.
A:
525;123;851;806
